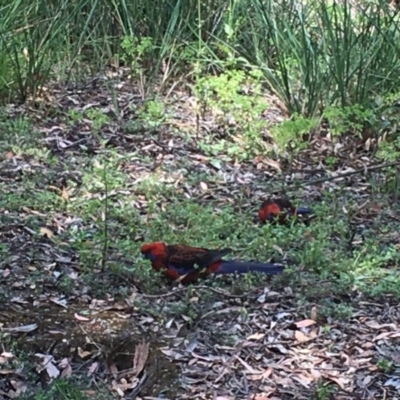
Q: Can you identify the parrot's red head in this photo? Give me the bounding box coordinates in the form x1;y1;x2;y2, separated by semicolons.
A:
140;242;167;261
258;200;282;222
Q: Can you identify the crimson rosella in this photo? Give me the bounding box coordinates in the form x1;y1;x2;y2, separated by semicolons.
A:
140;242;284;284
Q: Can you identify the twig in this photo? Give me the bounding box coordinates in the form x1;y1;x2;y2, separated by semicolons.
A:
317;273;400;287
293;161;400;188
101;163;109;273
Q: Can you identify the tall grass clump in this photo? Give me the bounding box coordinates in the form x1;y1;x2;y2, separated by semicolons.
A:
1;0;400;132
235;0;400;117
0;0;232;101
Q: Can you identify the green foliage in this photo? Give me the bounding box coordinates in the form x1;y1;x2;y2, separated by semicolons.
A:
312;380;336;400
20;378;111;400
0;114;40;151
86;109;110;133
320;301;354;320
168;297;199;325
120;35;156;87
123;99;167;134
2;118;399;303
194;69;267;160
0;0;399;150
271;114;318;152
0;0;70;101
136;99;166;131
33;380;88;400
323;105;374;136
377;137;400;162
239;0;400;117
67;110;84;124
377;358;393;373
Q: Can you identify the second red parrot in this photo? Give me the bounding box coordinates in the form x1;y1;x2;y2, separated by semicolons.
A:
258;197;314;224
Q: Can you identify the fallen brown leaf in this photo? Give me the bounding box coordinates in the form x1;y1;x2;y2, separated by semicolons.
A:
295;330;310;342
295;319;316;328
39;227;54;238
132;342;149;377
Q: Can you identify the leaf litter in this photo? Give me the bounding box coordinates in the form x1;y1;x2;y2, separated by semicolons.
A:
1;72;400;398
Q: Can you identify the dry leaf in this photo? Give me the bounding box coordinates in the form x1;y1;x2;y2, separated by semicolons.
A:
199;181;208;191
50;298;68;308
61;187;69;200
1;352;14;359
39;227;54;238
87;362;99;377
109;363;118;379
234;355;263;374
295;331;309;342
133;342;149;377
248;368;273;381
2;269;10;277
292;373;314;387
261;157;282;171
272;244;284;254
252;395;273;400
77;348;92;359
295;319;316;328
35;354;60;379
373;331;393;341
74;313;90;321
4;324;38;333
247;333;265;340
326;375;347;391
60;359;72;378
310;306;318;320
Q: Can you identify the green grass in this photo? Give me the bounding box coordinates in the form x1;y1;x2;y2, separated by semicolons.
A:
0;117;399;299
20;378;112;400
2;116;400;302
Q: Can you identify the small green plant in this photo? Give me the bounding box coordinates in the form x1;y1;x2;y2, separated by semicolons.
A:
67;110;84;124
0;114;47;157
121;36;154;73
321;325;330;334
271;114;318;152
33;380;88;400
323;105;374;137
324;156;337;167
135;99;166;131
86;109;110;135
58;276;74;294
20;377;111;400
194;69;268;160
377;358;393;373
229;272;264;294
312;380;336;400
168;299;199;326
320;301;353;320
376;136;400;162
120;36;155;94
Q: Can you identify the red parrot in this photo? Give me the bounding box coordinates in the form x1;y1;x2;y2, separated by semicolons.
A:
258;197;314;225
140;242;284;284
